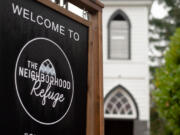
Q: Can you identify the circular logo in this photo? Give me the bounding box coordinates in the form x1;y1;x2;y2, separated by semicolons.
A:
15;38;74;125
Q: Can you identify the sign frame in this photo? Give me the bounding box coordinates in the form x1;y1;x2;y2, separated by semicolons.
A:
35;0;104;135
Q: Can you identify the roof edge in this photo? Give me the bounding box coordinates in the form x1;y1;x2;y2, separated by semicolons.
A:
102;0;153;6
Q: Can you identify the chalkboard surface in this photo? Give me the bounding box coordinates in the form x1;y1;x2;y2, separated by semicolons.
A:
0;0;88;135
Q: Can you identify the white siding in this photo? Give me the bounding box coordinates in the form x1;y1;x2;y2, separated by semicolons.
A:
102;4;150;121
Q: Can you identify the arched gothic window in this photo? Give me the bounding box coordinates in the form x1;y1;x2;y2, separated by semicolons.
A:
104;85;138;119
108;10;131;60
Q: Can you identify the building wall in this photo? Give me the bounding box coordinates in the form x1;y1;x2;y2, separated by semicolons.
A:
102;4;150;121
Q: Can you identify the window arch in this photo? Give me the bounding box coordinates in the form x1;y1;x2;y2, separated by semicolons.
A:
108;9;131;60
104;85;138;119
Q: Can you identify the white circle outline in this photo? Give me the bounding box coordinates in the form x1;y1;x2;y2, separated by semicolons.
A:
14;37;74;125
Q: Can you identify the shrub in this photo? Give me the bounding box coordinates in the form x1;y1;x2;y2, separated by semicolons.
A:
154;28;180;135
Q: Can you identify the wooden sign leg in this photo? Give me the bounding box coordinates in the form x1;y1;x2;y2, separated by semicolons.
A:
87;11;104;135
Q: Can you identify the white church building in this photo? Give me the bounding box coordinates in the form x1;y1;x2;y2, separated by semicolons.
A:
101;0;152;135
49;0;152;134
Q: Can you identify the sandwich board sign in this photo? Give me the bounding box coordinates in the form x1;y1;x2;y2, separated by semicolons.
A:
0;0;104;135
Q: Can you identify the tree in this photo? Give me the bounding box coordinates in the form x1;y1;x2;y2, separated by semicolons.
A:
153;28;180;135
149;0;180;68
150;105;172;135
149;1;180;134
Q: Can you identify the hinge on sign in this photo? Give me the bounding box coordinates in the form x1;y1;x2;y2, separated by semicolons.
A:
63;0;68;9
53;0;68;9
82;8;89;20
55;0;60;5
90;0;96;2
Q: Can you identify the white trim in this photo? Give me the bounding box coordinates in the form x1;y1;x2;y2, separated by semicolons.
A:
104;76;146;80
105;114;136;119
102;0;152;6
104;61;147;64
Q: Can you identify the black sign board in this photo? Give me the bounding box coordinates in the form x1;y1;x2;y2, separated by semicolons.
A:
0;0;88;134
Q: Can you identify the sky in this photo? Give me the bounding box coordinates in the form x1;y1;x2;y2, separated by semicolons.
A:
151;0;167;18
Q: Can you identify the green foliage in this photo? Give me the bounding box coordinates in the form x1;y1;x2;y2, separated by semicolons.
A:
150;1;180;134
153;28;180;135
151;105;172;135
149;0;180;66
